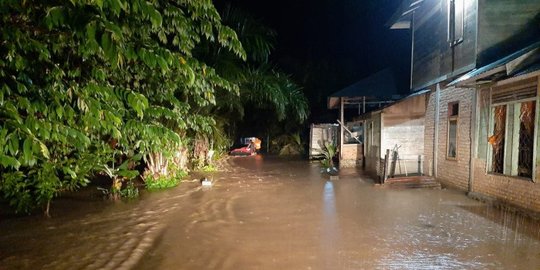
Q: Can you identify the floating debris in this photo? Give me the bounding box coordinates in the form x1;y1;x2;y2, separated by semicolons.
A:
201;177;212;187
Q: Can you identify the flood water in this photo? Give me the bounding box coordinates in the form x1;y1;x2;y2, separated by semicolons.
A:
1;156;540;269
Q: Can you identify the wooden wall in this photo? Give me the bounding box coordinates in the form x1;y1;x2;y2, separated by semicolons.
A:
364;113;382;176
364;93;428;177
411;0;477;90
380;94;427;175
477;0;540;65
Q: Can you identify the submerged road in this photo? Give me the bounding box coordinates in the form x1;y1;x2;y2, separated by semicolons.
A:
1;156;540;269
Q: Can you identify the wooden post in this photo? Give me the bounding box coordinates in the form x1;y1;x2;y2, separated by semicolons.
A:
390;149;397;178
469;88;478;192
382;149;390;183
363;120;367;168
433;84;440;177
363;96;366;114
534;75;540;182
340;97;344;160
266;134;270;153
309;124;313;159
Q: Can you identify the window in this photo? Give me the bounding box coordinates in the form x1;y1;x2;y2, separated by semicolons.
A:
448;0;464;46
490;102;536;178
490;105;506;173
488;78;537;179
447;102;459;159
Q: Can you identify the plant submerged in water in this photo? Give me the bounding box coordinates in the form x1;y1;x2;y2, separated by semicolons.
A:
319;140;338;175
144;169;187;191
100;160;139;200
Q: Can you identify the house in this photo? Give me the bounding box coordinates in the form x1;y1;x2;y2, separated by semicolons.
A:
360;90;429;179
327;69;402;168
389;0;540;213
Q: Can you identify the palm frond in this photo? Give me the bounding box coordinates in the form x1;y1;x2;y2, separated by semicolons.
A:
221;4;276;63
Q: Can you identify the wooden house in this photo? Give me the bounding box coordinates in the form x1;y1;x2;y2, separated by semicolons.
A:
390;0;540;213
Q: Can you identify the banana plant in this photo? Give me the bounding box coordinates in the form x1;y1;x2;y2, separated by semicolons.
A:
320;140;338;174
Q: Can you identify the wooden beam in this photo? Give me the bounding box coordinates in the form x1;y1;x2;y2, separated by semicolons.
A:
363;96;366;113
534;75;540;182
506;48;539;75
336;119;362;144
340;97;344;160
496;70;540;87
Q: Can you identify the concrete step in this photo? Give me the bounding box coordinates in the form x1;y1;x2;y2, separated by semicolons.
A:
382;176;441;189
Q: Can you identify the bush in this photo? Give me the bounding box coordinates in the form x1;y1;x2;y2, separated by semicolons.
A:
200;164;218;172
119;181;139;199
144;170;187;191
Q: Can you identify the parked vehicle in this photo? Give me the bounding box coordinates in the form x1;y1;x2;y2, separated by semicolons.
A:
229;137;261;156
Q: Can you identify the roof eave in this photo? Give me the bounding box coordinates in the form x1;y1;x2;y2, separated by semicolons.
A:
387;0;424;29
449;42;540;87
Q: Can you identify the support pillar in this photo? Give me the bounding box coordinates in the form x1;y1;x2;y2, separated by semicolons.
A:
340;97;344;160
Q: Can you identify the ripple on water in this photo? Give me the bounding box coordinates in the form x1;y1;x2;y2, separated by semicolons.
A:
378;250;497;270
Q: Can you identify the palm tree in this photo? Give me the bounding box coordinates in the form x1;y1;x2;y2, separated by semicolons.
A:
199;5;309;152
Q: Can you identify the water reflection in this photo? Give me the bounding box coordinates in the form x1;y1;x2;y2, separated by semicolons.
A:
1;157;540;270
321;181;339;268
458;204;540;242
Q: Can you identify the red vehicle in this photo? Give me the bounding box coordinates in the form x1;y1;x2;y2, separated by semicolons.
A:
229;137;261;156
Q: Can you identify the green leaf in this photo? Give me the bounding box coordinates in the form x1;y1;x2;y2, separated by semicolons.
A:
40;142;50;159
0;154;21;170
63;167;77;179
45;6;65;30
0;129;7;149
118;169;139;179
149;8;163;28
157;56;168;71
8;134;19;156
101;32;114;61
23;138;32;164
86;21;97;40
95;0;103;9
56;106;63;119
186;66;195;86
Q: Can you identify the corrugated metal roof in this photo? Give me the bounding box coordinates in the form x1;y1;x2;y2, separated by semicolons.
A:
328;69;399;99
327;69;401;109
449;41;540;86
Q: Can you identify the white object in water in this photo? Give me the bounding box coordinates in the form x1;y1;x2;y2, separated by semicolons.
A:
201;178;212;187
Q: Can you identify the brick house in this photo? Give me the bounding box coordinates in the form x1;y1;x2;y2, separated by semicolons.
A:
389;0;540;214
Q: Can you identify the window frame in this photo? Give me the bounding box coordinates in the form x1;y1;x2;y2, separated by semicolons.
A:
447;0;464;46
486;78;539;182
446;101;459;160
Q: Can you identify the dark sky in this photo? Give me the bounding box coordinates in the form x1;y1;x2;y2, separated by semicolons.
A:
215;0;411;121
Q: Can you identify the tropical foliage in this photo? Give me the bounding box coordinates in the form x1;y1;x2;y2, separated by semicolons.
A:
0;0;244;214
0;1;309;215
203;5;309;147
272;133;304;156
320;140;338;172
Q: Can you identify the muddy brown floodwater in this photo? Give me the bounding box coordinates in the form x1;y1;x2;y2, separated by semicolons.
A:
1;156;540;270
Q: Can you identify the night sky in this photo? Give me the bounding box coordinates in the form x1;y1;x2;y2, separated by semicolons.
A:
216;0;411;122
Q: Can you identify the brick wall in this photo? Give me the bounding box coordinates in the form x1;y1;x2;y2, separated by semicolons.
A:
422;82;540;214
473;159;540;213
340;144;363;168
470;78;540;214
424;86;474;190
